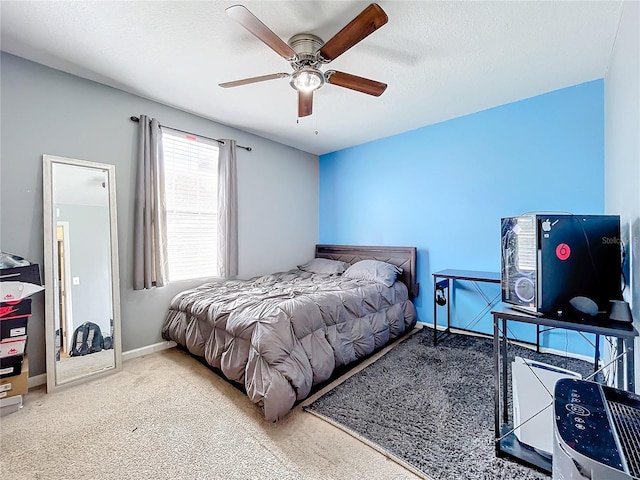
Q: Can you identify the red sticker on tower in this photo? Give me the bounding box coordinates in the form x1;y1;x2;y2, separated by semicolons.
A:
556;243;571;260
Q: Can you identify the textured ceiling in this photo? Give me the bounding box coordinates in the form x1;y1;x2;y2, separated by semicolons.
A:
0;1;623;155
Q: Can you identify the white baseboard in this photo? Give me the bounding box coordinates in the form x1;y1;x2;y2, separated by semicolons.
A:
122;340;176;361
423;323;596;363
536;346;595;364
28;373;47;389
27;340;177;389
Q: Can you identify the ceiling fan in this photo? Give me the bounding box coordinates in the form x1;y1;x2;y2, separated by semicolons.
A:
219;3;389;117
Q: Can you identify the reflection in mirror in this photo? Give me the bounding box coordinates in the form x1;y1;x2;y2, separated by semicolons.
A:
43;155;122;392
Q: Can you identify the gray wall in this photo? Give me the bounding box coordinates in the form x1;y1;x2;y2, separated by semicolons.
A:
0;53;319;377
57;204;112;337
604;1;640;390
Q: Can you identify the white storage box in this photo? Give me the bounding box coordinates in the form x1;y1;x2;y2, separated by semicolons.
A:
0;281;44;302
512;356;582;456
0;394;22;417
0;335;27;358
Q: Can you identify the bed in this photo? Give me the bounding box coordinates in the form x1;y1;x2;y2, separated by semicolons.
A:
161;244;419;421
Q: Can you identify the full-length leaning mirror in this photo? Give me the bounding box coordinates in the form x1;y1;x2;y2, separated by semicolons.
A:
43;155;122;392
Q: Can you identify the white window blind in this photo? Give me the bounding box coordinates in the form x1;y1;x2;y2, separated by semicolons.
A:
162;128;219;282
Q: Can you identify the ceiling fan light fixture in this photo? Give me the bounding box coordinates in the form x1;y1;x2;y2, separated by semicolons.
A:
290;68;324;92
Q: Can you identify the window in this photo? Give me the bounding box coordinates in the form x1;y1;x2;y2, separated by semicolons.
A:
162;128;219;281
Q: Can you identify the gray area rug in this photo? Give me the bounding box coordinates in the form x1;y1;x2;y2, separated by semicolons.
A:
304;328;595;480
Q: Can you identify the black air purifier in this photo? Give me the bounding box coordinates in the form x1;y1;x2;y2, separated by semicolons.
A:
553;378;640;480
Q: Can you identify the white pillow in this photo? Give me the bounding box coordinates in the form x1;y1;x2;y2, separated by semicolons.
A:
343;260;402;287
297;258;350;275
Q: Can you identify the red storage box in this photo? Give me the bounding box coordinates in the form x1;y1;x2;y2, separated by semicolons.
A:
0;299;32;321
0;299;31;340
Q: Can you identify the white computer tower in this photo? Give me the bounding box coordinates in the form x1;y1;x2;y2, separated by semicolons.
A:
512;356;582;455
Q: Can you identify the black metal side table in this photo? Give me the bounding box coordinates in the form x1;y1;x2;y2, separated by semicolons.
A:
491;304;638;473
432;269;501;345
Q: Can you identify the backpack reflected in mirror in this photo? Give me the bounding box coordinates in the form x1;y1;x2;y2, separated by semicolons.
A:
69;321;104;357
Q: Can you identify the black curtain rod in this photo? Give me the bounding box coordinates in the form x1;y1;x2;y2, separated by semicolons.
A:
130;116;252;151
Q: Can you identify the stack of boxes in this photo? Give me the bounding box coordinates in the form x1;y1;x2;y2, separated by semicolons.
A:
0;264;42;417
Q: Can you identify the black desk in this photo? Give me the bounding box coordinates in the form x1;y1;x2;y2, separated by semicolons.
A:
432;269;501;345
491;304;638;473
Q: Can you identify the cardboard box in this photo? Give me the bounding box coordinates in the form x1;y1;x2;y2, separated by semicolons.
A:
0;394;22;417
0;264;42;286
0;357;28;398
0;355;23;378
0;335;27;358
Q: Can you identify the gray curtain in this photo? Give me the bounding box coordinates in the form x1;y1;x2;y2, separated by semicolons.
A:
217;139;238;278
133;115;168;290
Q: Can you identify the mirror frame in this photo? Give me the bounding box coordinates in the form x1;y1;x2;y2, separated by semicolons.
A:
43;154;122;392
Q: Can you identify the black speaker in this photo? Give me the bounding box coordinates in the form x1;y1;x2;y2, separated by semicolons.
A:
609;300;633;323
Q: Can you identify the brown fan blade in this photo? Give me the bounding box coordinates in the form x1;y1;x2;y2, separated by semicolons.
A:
318;3;388;62
298;90;313;117
325;71;387;96
226;5;297;61
219;73;289;88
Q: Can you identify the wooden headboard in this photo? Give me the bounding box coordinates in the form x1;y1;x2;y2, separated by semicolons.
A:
315;244;419;299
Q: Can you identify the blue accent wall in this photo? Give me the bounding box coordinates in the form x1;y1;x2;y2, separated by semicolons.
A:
319;80;605;357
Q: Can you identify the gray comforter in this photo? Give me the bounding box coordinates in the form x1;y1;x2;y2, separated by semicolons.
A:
161;269;417;421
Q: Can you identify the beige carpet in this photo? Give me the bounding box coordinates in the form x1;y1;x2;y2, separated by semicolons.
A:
0;347;421;480
56;349;115;384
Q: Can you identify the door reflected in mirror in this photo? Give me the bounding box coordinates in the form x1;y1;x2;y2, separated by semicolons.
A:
43;155;122;391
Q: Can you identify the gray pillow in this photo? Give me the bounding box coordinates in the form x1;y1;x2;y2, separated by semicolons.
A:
343;260;402;287
297;258;350;275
